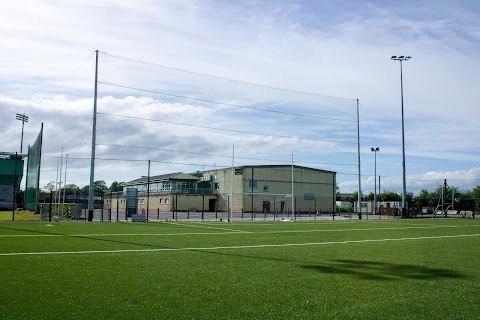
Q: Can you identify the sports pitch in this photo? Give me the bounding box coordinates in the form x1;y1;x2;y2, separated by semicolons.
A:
1;219;479;319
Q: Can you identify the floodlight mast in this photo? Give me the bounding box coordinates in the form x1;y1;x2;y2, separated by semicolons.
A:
15;113;29;153
391;55;411;217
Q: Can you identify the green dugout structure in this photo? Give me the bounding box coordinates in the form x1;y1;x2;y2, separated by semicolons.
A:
0;153;25;210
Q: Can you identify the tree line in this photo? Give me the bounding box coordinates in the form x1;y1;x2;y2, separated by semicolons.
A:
42;180;123;196
338;185;480;211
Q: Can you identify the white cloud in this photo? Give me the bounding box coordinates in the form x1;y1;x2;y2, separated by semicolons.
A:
0;0;479;194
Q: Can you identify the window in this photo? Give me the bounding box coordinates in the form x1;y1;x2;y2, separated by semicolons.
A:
263;186;269;192
177;182;190;191
249;180;257;188
159;198;163;204
160;182;171;191
304;193;314;200
215;183;220;190
165;198;170;204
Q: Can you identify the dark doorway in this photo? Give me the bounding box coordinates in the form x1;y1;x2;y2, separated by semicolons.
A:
209;199;217;212
263;201;271;213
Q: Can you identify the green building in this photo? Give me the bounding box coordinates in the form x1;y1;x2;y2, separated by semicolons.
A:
0;153;25;210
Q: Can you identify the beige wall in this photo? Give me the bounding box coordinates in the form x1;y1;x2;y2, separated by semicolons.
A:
205;166;335;213
105;166;335;214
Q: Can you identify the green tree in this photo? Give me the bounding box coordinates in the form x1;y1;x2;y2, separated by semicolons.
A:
467;185;480;199
44;181;56;191
80;185;89;196
364;192;374;201
63;184;80;195
94;180;108;192
80;181;108;196
379;190;401;201
109;181;123;192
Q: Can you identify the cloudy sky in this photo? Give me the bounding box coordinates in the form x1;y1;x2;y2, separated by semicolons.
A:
1;0;479;195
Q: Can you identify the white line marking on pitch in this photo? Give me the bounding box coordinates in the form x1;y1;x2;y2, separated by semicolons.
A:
1;233;479;257
1;224;479;238
168;222;250;233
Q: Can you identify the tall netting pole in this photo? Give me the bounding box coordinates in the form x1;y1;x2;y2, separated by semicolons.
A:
291;153;295;221
88;50;99;222
146;160;150;222
357;99;362;220
230;145;234;222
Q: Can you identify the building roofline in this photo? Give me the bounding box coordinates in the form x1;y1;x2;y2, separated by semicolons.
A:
200;164;336;175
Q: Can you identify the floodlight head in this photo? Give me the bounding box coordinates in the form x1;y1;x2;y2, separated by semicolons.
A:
391;55;412;62
15;113;28;122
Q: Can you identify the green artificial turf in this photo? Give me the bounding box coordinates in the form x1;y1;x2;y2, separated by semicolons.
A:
1;219;479;319
0;210;40;222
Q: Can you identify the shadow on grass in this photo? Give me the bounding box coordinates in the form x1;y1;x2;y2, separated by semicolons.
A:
0;225;468;282
0;225;175;251
299;259;465;281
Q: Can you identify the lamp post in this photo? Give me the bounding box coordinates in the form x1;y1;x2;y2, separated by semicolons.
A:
15;113;29;153
371;147;379;215
391;55;411;218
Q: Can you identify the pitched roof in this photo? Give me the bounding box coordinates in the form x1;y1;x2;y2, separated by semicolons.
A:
122;172;200;186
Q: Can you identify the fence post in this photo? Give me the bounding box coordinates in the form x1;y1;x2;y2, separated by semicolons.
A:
49;190;53;222
116;192;119;222
100;193;104;222
175;194;178;221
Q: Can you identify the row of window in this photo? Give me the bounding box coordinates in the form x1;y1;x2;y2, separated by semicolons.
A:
249;180;269;192
136;182;172;192
107;198;170;205
134;182;197;192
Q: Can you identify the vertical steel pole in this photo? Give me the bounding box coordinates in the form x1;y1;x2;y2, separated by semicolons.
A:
251;167;254;221
374;150;377;215
49;189;53;221
230;145;234;222
13;153;18;221
379;175;381;219
58;147;63;217
116;192;119;221
88;50;99;221
291;153;295;221
63;153;68;216
146;160;150;222
20;118;25;153
357;99;362;219
400;60;407;217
